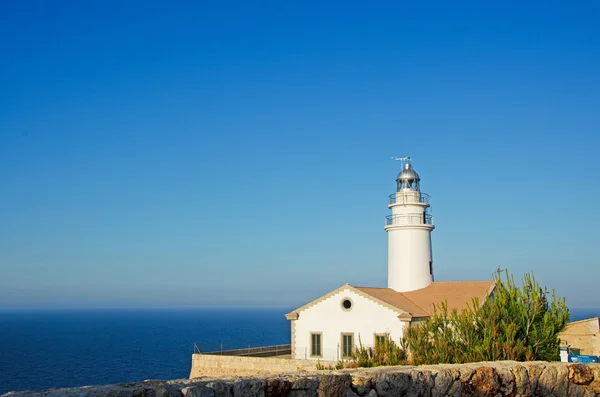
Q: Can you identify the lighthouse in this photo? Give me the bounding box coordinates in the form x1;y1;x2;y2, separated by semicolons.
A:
385;156;435;292
283;156;494;362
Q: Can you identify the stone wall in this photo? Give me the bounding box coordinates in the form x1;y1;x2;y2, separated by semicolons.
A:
190;354;336;378
5;361;600;397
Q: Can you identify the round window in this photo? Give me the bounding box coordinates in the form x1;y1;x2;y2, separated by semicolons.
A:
341;298;353;311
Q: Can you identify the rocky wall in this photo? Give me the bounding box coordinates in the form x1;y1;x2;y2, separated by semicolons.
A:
4;360;600;397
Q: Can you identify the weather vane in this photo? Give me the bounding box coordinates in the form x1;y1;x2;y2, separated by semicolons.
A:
392;154;411;168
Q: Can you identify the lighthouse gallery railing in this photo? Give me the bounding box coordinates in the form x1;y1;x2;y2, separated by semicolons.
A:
389;192;431;205
385;213;433;226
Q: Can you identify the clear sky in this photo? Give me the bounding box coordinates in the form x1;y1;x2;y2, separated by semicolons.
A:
1;1;599;310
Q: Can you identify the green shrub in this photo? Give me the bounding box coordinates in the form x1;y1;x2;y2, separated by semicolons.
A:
315;359;346;370
404;270;569;364
351;335;408;367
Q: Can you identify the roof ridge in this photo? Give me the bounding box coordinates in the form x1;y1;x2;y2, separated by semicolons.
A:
565;317;600;326
352;285;388;290
432;280;494;284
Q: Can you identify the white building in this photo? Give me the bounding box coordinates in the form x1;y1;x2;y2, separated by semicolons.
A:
285;157;494;361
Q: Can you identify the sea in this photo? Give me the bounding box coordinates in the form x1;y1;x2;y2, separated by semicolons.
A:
0;308;291;394
0;307;598;395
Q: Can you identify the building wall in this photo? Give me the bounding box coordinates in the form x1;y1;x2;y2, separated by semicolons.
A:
189;354;335;378
559;317;600;356
292;287;405;361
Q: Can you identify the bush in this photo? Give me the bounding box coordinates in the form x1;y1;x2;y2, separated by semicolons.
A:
403;270;570;364
315;359;345;370
351;335;408;367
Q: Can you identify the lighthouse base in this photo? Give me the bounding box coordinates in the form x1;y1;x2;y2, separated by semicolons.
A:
387;226;433;292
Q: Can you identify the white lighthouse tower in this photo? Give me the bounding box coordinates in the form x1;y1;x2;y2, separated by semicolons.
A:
385;156;435;292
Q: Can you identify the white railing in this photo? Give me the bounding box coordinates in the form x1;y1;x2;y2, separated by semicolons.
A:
296;345;379;361
389;192;431;205
296;346;345;362
197;343;291;357
385;213;433;226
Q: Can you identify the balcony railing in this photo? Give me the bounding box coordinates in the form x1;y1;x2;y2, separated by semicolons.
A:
389;192;431;205
196;343;291;357
385;213;434;226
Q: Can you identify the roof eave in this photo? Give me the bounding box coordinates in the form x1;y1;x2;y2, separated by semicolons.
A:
285;312;299;320
289;284;412;317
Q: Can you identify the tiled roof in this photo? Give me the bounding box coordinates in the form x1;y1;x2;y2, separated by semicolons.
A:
352;286;430;317
354;281;495;317
285;281;495;321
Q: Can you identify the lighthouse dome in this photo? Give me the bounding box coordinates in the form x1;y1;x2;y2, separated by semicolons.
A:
396;162;420;190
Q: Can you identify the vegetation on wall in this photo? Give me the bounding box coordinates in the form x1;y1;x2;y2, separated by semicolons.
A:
315;360;345;370
341;270;570;369
350;335;408;367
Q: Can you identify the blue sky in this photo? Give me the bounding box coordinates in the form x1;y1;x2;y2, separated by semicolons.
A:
0;1;598;309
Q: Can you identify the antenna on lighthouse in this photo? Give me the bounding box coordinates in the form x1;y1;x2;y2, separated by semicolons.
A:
392;155;411;168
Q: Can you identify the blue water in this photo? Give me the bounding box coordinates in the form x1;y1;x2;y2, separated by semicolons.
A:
0;307;598;394
0;308;291;394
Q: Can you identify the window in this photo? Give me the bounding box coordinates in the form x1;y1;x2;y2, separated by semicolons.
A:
569;348;581;355
429;260;433;275
341;333;354;358
311;333;322;357
374;333;389;347
340;297;353;311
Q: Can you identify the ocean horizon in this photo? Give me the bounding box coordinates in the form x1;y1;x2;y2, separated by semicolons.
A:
0;306;598;394
0;307;291;394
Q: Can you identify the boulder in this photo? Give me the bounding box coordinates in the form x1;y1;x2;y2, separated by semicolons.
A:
431;369;454;397
317;375;352;397
511;364;532;396
470;366;500;397
374;372;412;397
408;370;432;397
232;380;266;397
266;379;291;397
495;367;515;396
206;382;233;397
181;386;215;397
569;365;594;385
